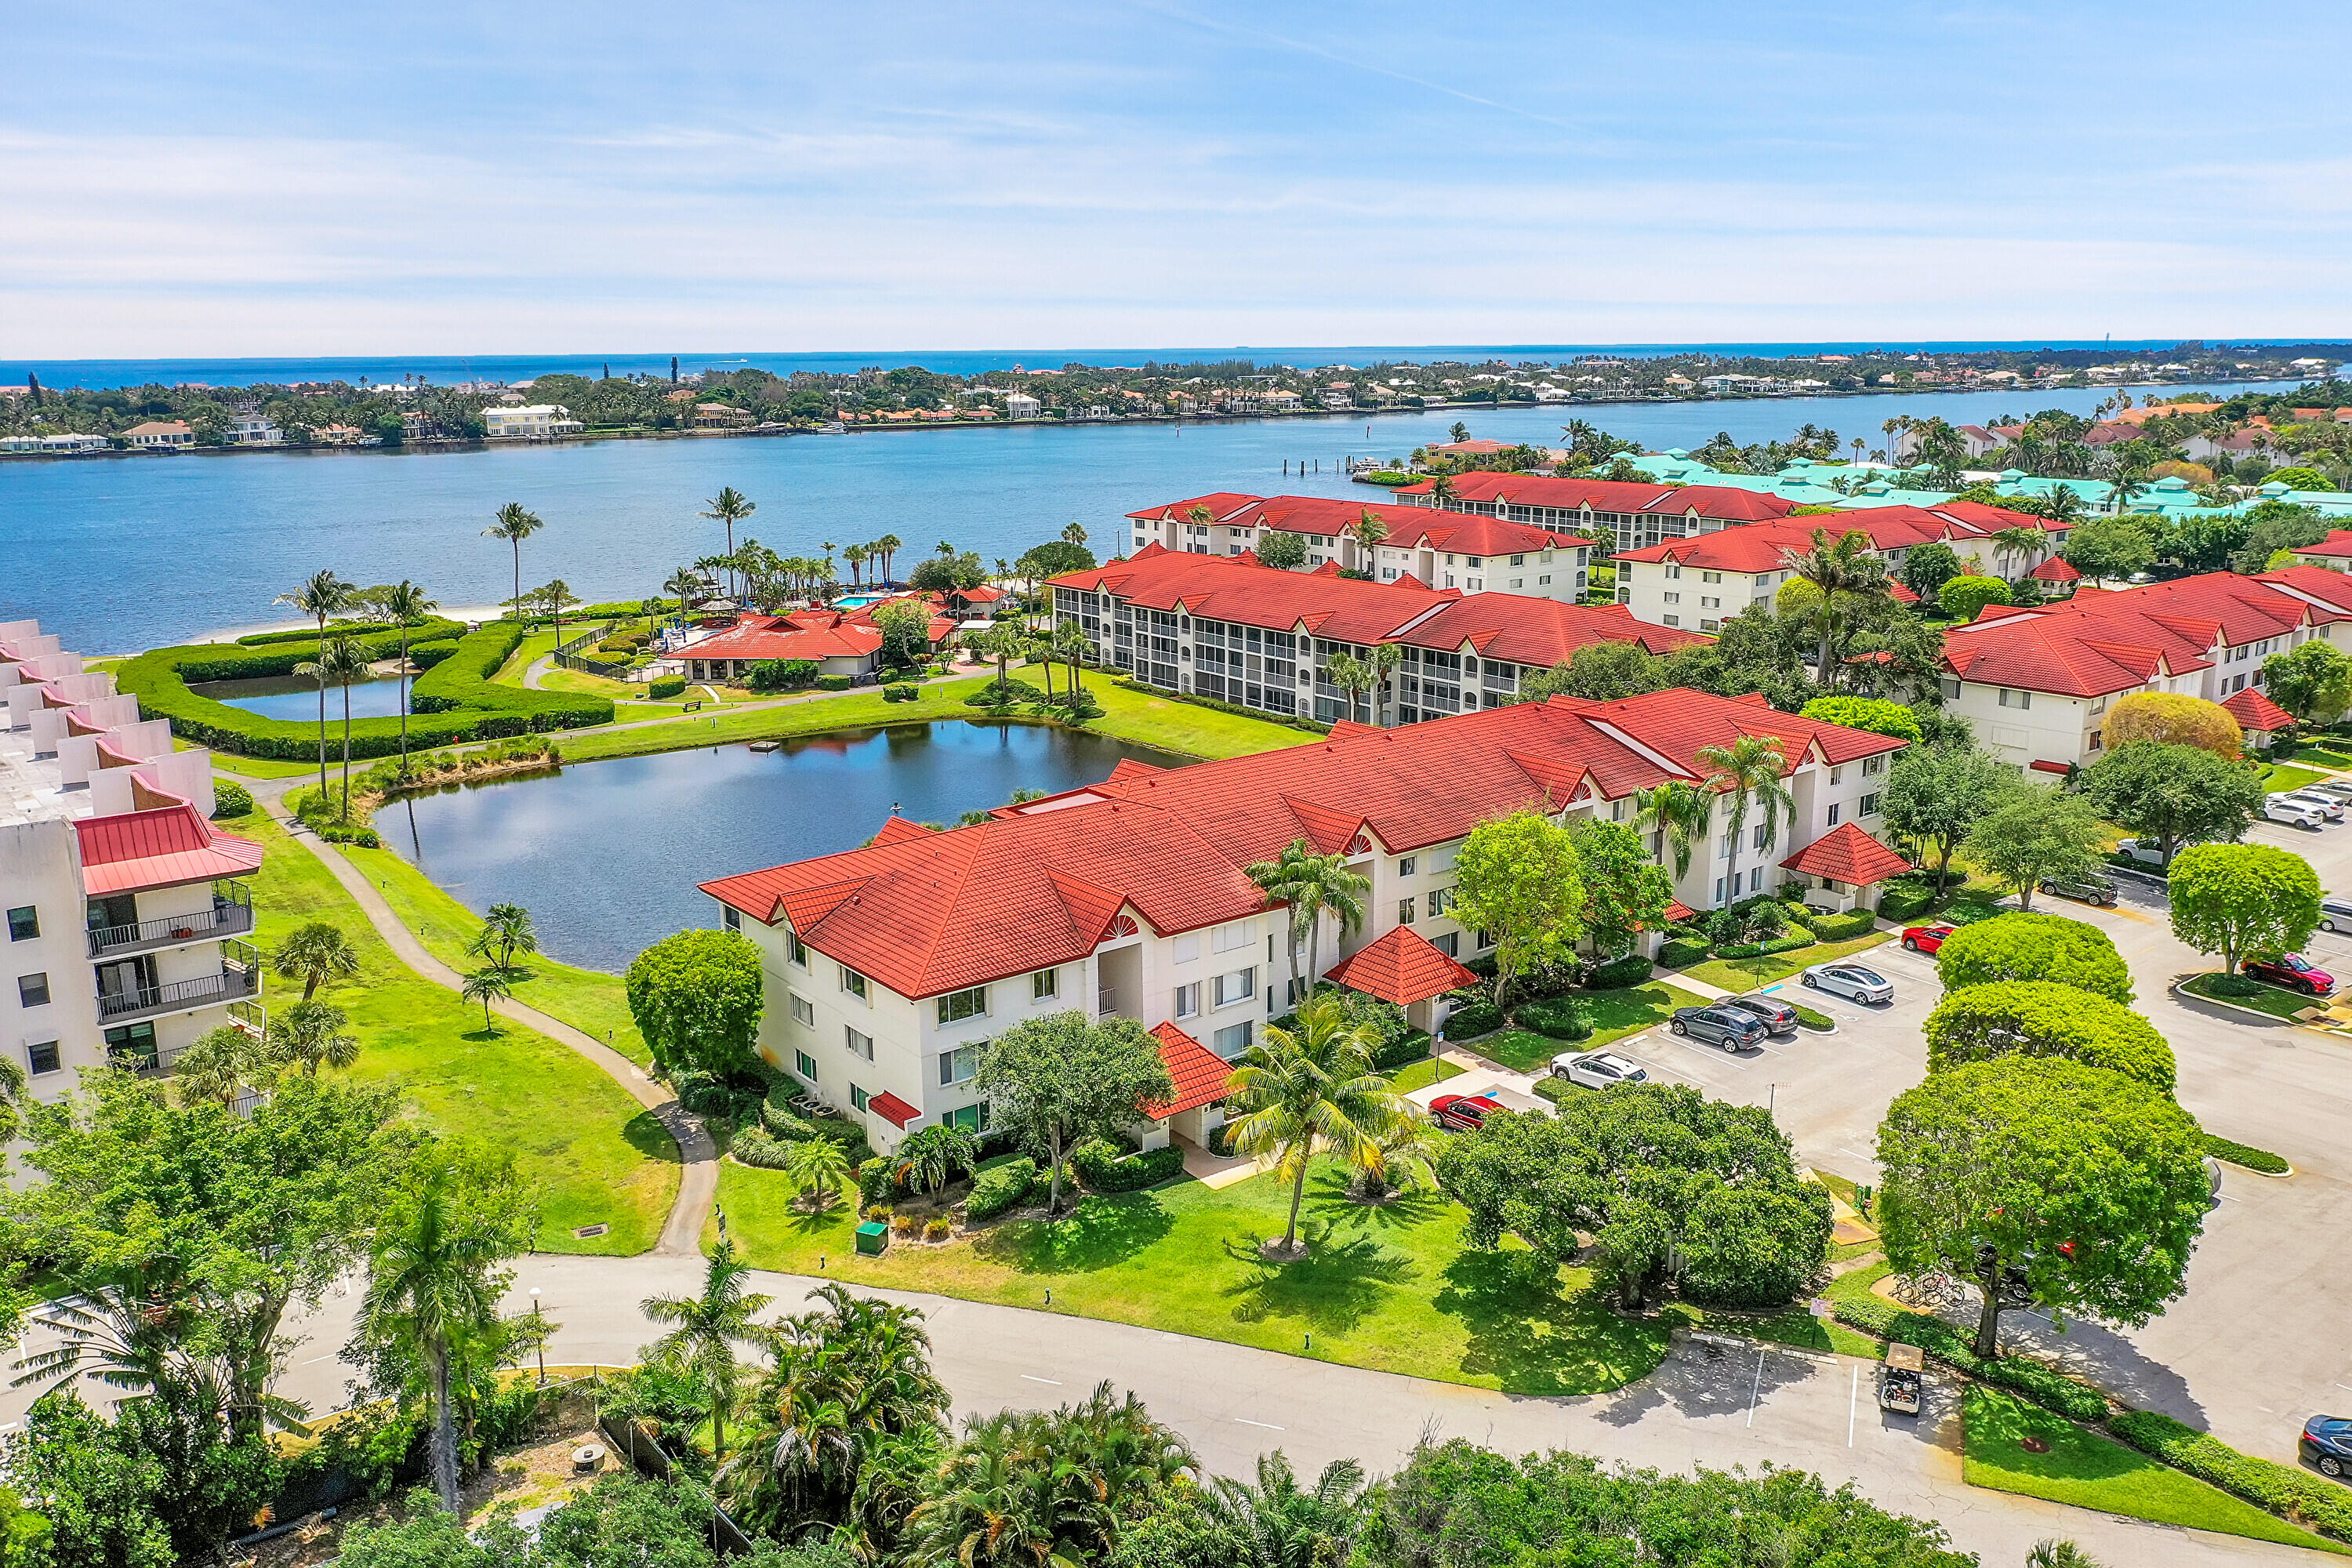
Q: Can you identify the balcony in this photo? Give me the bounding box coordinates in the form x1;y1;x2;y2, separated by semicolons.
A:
96;942;262;1024
87;882;254;958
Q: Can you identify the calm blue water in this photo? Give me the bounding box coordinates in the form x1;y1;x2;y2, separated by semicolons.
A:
385;720;1187;970
0;379;2286;652
191;672;413;722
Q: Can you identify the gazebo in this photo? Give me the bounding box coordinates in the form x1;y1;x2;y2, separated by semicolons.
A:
1777;822;1913;913
1323;925;1481;1035
2223;686;2296;753
2030;556;2082;598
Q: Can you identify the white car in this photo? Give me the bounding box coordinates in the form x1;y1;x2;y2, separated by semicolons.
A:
1551;1050;1649;1091
2264;795;2330;829
1802;961;1895;1004
2114;837;2184;867
2281;790;2348;822
2320;896;2352;935
2308;780;2352;803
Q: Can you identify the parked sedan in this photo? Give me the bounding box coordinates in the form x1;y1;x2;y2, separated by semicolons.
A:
1802;962;1896;1004
1429;1093;1504;1132
2319;896;2352;935
1721;993;1799;1035
2310;780;2352;803
1900;924;1956;953
2244;953;2336;996
2302;1416;2352;1479
2038;871;2118;906
2282;789;2349;823
1669;1004;1769;1051
1551;1050;1649;1090
2264;794;2330;829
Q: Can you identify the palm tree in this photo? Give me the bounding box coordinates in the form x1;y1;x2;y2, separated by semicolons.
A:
1323;650;1371;722
663;566;705;618
9;1261;216;1412
1200;1451;1371;1568
1697;734;1795;908
875;532;903;586
891;1123;978;1197
265;998;359;1077
2109;470;2149;514
1778;528;1890;690
1361;641;1402;721
371;580;437;778
482;503;544;617
1054;621;1090;699
274;920;359;1000
786;1136;853;1210
1988;523;2047;579
1062;521;1088;548
640;1238;772;1463
1222;991;1417;1258
1632;779;1712;882
1244;839;1370;1007
2042;485;2086;524
468;902;538;974
2027;1543;2102;1568
295;637;373;819
460;966;513;1033
173;1022;274;1107
1427;473;1456;510
1449;421;1470;444
274;569;355;799
702;488;757;596
819;541;839;587
362;1166;520;1512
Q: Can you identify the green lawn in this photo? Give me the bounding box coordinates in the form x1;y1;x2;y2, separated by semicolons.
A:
1964;1387;2347;1554
2182;971;2316;1019
339;840;650;1065
1681;931;1893;993
242;812;677;1253
712;1156;1676;1396
1475;982;1716;1073
1084;679;1325;760
1391;1056;1465;1093
182;738;319;779
2263;762;2332;793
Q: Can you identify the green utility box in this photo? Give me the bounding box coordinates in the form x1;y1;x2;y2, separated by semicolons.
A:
855;1221;889;1257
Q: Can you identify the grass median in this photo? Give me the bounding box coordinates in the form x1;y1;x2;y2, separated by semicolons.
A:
1681;931;1894;993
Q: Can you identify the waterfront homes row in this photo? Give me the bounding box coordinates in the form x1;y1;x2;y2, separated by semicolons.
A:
1388;472;1800;554
1;619;263;1098
1936;566;2352;771
1124;494;1599;603
701;687;1908;1157
1050;547;1708;726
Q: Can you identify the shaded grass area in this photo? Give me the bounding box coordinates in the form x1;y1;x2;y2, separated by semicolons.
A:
1390;1056;1465;1094
340;840;649;1065
1964;1387;2347;1555
712;1156;1673;1396
2183;972;2315;1019
245;811;676;1252
1477;982;1719;1074
1681;931;1893;993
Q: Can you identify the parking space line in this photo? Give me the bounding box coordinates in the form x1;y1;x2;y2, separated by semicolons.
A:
1849;1366;1859;1446
1746;1347;1766;1427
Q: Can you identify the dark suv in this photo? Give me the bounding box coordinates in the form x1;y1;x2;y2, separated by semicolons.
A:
1669;1004;1768;1052
1721;994;1799;1036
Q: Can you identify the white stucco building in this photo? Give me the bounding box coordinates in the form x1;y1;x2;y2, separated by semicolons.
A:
483;405;584;439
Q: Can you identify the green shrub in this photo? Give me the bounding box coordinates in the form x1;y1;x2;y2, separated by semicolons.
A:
1830;1290;2109;1422
1791;1003;1834;1030
2202;1133;2288;1174
1934;911;2134;1004
409;622;614;728
1443;992;1504;1038
858;1156;895;1206
1583;954;1653;990
408;639;461;669
966;679;1044;707
1808;909;1878;941
1715;933;1817;960
1518;996;1593;1041
1658;937;1711;968
883;683;920;702
648;674;688;699
815;674;853;691
210;781;254;819
1371;1029;1432;1073
1939;574;2013;620
2206;975;2263;998
729;1127;795;1169
965;1156;1037;1221
924;1218;952;1241
1070;1138;1187;1193
748;659;819;692
234;617;466;649
316;823;383;848
1873;877;1940;923
2109;1409;2352;1542
760;1105;816;1141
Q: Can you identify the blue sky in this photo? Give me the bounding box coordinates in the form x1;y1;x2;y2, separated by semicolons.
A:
4;2;2347;356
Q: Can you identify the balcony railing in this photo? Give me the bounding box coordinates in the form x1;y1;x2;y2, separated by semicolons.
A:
87;883;254;957
96;942;262;1024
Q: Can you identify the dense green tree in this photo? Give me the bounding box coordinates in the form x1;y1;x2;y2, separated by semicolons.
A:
2059;514;2160;583
1113;1452;1368;1568
1881;741;2013;891
2227;500;2336;574
2169;841;2322;975
639;1240;771;1463
1878;1058;2209;1359
2262;637;2352;724
2082;740;2263;863
6;1388;277;1568
2163;510;2253;574
626;928;765;1078
1961;785;2107;912
1900;539;1964;602
974;1012;1172;1214
1936;574;2013;621
1798;695;1924;742
1923;981;2176;1091
1015;539;1096;582
1563;819;1673;959
909;551;988;592
1933;911;2134;1004
872;600;935;668
1253;528;1307;569
1519;641;1664;702
1447;810;1587;1005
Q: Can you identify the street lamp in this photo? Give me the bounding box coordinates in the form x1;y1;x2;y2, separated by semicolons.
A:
531;1287;545;1385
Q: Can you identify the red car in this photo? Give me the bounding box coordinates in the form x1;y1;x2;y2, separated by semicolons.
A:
2244;953;2336;996
1430;1094;1504;1132
1901;924;1957;954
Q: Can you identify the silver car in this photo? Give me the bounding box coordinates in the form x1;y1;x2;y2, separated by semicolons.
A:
2321;897;2352;935
2265;795;2330;829
2308;780;2352;803
1802;961;1895;1004
2283;790;2348;822
1551;1050;1649;1091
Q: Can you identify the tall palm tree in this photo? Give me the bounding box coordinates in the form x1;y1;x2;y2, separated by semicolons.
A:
361;1166;520;1512
460;966;512;1033
296;637;373;819
701;488;757;596
1362;641;1402;721
482;503;544;617
274;569;354;799
820;541;839;587
372;580;437;778
1054;622;1090;699
1697;733;1795;907
663;566;704;618
274;920;359;1000
1062;521;1087;548
2108;470;2149;515
1632;780;1712;881
173;1022;274;1108
1778;527;1890;689
1244;838;1369;1007
468;902;538;973
265;998;360;1077
640;1238;772;1463
1987;523;2047;579
875;532;903;586
1224;993;1417;1258
1323;650;1372;722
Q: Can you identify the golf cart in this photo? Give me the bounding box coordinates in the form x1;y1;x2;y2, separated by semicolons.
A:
1879;1343;1925;1416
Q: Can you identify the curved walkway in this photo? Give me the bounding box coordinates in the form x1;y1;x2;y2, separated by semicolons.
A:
252;787;717;1256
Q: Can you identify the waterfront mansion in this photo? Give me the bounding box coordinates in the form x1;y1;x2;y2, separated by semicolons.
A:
700;687;1907;1157
1049;546;1707;726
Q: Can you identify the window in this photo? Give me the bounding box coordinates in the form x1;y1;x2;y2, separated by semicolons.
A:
787;932;808;967
1398;856;1416;877
1663;615;1680;627
1700;596;1720;609
1663;591;1680;604
1173;932;1200;963
5;907;36;942
1940;677;1962;702
723;906;742;931
103;1021;156;1069
27;1040;59;1076
1715;877;1726;903
1998;688;2031;710
1212;1021;1253;1058
949;1103;985;1133
1861;792;1882;816
1702;570;1722;583
1434;931;1460;957
1827;802;1841;826
840;966;868;1000
795;1049;818;1080
940;1044;979;1085
1829;765;1843;785
1399;896;1417;924
1427;886;1452;917
1749;868;1763;892
16;973;49;1008
850;1083;869;1113
844;1025;875;1061
937;985;988;1025
789;993;815;1026
1211;920;1252;953
1174;982;1200;1019
1214;967;1256;1007
1032;968;1058;1000
1752;824;1768;849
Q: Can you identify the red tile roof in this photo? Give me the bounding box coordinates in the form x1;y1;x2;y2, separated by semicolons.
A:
868;1091;920;1127
76;804;264;895
1127;494;1595;557
2222;686;2294;732
701;688;1905;1000
687;612;884;662
1777;822;1911;885
1322;925;1479;1005
2292;529;2352;560
1389;472;1798;524
1941;571;2332;698
1613;503;2063;575
2031;557;2082;583
1142;1022;1231;1117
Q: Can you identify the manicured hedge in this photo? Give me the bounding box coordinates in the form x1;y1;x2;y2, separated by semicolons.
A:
966;1156;1037;1221
760;1105;817;1141
1372;1029;1432;1073
1444;993;1504;1038
408;622;614;728
1518;996;1593;1041
2203;1133;2289;1174
1830;1290;2110;1422
1924;981;2176;1091
1583;954;1653;989
1808;909;1879;941
1715;932;1817;960
2109;1410;2352;1543
648;674;688;699
730;1127;796;1169
154;619;469;681
238;619;460;647
1658;937;1711;969
815;674;854;691
1070;1138;1187;1192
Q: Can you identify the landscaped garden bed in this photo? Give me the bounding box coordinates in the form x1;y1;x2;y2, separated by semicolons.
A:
2180;971;2318;1019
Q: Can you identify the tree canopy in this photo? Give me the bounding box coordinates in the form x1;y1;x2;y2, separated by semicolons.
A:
2060;514;2159;583
1881;741;2014;891
2262;638;2352;724
1251;529;1307;570
1900;540;1964;602
625;928;765;1078
1936;575;2012;621
2101;691;2241;759
2169;841;2322;975
1797;695;1924;743
972;1011;1172;1214
1933;911;2135;1004
2082;740;2263;862
1959;784;2107;912
1520;641;1665;702
1563;819;1674;959
1923;980;2176;1091
1447;811;1586;1006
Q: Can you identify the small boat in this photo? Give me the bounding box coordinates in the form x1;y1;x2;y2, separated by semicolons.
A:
748;740;781;753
